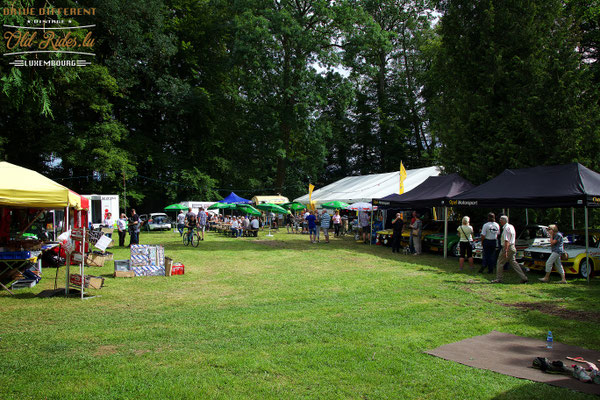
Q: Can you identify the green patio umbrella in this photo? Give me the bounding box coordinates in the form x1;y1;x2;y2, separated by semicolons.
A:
282;202;306;211
236;204;261;216
164;203;188;210
256;203;288;214
321;200;350;210
208;202;235;210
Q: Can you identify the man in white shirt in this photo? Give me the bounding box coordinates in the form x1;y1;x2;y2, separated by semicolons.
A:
197;207;208;241
250;217;260;236
231;218;240;238
492;215;528;283
176;210;186;236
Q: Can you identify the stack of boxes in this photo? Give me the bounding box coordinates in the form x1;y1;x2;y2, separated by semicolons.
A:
129;245;165;276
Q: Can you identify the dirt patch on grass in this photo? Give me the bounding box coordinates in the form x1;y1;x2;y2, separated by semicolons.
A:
94;345;119;356
457;285;600;322
134;349;151;356
502;302;600;323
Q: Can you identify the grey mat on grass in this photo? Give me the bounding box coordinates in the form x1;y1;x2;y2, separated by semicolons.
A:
426;330;600;395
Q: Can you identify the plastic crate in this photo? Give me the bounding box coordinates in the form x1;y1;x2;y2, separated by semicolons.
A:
0;251;31;260
114;259;130;272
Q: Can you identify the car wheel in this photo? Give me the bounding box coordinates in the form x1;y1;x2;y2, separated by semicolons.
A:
578;258;594;279
450;243;458;257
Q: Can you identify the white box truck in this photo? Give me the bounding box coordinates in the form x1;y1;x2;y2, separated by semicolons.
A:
82;194;120;229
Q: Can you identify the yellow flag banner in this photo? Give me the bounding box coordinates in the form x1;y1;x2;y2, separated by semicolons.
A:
308;184;316;211
399;162;407;194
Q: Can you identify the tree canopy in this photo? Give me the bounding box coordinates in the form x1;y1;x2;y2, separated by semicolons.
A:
1;0;598;212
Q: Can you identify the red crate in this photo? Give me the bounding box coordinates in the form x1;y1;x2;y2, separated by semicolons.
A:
171;263;185;275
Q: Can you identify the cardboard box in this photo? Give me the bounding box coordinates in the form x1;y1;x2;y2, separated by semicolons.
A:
114;270;135;278
69;273;104;289
165;257;173;277
131;266;165;277
85;252;106;267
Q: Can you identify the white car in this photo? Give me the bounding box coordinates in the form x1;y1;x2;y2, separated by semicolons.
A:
145;213;172;231
523;232;599;278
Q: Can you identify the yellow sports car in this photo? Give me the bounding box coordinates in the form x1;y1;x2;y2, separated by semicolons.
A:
522;231;600;278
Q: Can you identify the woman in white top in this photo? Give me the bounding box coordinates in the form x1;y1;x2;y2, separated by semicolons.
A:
457;216;474;270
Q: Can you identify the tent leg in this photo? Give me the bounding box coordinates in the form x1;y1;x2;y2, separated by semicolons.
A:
65;206;69;296
525;209;528;225
443;207;448;259
369;208;373;246
572;207;575;230
585;206;590;284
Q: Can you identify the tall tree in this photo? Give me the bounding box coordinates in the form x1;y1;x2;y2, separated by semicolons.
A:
231;0;341;193
340;0;436;173
428;0;600;184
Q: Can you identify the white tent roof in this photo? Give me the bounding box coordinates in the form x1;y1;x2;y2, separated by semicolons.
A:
293;166;441;206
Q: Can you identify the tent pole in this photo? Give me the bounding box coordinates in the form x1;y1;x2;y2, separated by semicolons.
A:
369;206;373;246
65;206;70;295
444;206;448;259
585;206;590;284
572;208;575;230
525;209;528;225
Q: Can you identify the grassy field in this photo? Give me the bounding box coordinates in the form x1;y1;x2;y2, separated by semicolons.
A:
1;229;599;399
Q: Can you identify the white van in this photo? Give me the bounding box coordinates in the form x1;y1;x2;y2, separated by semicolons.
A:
82;194;120;229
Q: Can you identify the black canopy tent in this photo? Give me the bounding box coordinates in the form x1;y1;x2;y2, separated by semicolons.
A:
450;163;600;208
373;173;475;209
372;174;475;258
451;163;600;281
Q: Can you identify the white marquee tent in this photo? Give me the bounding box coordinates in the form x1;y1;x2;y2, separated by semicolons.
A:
293;166;441;206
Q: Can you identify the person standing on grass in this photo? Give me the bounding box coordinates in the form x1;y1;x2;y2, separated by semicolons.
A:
128;209;140;246
320;210;331;243
539;224;568;284
197;207;207;241
176;210;185;236
286;212;294;233
479;212;500;273
306;210;317;243
409;211;417;253
409;213;422;255
359;210;370;243
332;210;342;237
457;216;474;270
391;213;404;253
117;213;127;247
492;215;528;284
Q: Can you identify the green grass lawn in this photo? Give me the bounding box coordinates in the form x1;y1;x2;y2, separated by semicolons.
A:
1;229;599;399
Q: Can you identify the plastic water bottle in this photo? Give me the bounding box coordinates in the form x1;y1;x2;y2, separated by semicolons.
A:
546;331;553;349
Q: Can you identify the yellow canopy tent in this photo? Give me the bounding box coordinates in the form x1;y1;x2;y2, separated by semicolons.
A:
251;195;290;205
0;162;85;209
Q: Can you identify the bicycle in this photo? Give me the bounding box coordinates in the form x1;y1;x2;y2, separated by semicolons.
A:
182;226;199;247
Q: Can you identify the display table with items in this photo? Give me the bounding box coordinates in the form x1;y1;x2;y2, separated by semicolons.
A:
0;250;41;294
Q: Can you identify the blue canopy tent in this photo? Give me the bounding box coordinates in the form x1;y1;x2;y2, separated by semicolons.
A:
219;192;252;204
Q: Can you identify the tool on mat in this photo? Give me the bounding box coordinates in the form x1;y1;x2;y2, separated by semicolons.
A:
566;357;599;371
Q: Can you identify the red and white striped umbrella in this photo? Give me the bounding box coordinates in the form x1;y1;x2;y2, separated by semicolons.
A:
347;202;377;211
